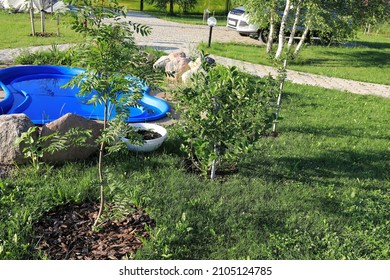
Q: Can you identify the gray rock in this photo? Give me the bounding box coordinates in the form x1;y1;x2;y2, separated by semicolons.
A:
153;55;170;69
41;113;104;163
165;57;191;81
0;114;36;165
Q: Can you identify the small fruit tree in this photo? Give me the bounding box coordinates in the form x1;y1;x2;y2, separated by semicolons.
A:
65;0;162;226
174;60;277;179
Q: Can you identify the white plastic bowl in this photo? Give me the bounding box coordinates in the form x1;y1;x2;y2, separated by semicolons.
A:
121;123;168;152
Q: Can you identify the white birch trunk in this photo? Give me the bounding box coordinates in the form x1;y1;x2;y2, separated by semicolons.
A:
272;59;288;133
287;0;302;51
210;144;218;180
275;0;291;60
293;24;310;59
267;13;275;53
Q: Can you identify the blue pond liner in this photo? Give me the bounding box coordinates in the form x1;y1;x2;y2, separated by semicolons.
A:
0;65;169;124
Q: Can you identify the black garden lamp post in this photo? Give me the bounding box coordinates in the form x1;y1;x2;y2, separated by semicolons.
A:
207;16;217;48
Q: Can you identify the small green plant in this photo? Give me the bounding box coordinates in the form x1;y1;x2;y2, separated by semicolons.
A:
15;126;92;171
174;60;277;179
65;0;164;226
15;44;75;66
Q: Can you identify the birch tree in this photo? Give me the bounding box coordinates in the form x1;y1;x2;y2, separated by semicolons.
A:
274;0;290;59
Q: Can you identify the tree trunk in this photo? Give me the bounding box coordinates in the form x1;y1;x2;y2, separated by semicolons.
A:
293;25;310;59
267;12;275;53
56;14;60;36
40;0;45;34
93;103;108;227
225;0;230;14
210;144;218;180
272;59;288;134
93;141;105;227
275;0;291;59
169;0;174;15
30;0;36;36
287;0;302;52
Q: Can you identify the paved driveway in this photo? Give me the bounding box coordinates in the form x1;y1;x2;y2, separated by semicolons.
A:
126;11;262;53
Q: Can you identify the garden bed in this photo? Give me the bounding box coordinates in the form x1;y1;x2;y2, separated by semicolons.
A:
34;202;155;260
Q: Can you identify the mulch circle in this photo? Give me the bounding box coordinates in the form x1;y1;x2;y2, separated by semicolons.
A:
29;32;58;37
34;202;155;260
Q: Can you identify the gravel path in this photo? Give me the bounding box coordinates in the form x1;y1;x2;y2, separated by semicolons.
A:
0;11;389;98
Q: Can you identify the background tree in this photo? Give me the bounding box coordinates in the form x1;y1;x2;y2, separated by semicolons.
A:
232;0;389;133
146;0;198;15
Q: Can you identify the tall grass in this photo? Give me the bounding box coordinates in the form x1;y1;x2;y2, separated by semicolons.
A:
1;81;389;260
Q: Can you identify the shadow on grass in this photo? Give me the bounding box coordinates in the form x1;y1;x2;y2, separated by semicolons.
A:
242;147;389;193
294;49;390;69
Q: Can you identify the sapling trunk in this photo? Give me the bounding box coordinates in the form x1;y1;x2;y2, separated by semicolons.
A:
30;0;35;36
93;101;108;227
210;95;219;180
210;143;218;180
40;0;45;34
272;59;288;134
93;141;105;227
57;14;60;36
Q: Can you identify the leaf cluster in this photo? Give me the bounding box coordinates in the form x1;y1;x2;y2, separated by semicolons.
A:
14;126;92;171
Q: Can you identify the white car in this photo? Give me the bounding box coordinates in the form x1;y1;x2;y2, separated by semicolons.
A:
226;6;259;36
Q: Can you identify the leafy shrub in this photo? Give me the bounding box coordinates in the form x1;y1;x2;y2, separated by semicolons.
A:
173;61;277;178
15;44;76;66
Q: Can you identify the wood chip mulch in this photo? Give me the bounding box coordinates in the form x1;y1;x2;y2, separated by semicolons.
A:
34;202;155;260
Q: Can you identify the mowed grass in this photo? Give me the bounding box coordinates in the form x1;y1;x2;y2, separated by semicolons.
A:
0;11;83;50
199;29;390;85
120;0;228;25
1;81;389;260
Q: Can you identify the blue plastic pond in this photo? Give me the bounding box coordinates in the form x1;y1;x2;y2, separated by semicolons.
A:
0;65;169;125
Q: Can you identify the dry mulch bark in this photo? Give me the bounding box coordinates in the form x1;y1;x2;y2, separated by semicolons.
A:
34;202;155;260
0;164;14;179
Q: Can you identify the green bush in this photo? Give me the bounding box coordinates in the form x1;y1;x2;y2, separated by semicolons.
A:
173;60;277;178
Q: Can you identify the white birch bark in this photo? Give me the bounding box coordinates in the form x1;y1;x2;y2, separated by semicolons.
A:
275;0;291;59
267;11;276;53
272;59;288;133
287;0;303;52
293;24;310;58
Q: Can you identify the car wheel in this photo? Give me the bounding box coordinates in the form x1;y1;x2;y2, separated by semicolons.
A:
258;29;269;44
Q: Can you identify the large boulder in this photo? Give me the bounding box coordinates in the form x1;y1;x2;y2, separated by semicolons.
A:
0;114;37;165
165;57;191;82
168;51;186;61
41;113;104;163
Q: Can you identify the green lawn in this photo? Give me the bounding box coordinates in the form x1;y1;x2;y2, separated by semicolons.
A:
199;31;390;85
0;11;83;50
1;81;389;260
